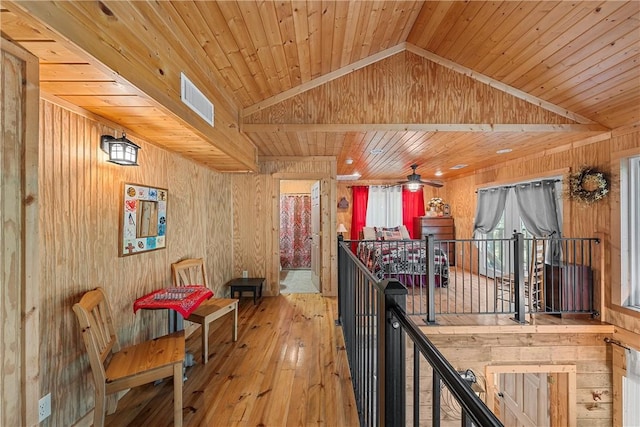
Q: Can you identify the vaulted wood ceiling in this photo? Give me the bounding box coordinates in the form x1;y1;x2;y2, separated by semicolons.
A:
2;1;638;181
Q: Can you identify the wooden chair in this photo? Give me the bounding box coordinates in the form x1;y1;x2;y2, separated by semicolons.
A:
73;287;184;427
495;238;546;318
527;237;545;314
171;258;238;364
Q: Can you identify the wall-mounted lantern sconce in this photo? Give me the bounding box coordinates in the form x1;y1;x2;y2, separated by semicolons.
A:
100;132;141;166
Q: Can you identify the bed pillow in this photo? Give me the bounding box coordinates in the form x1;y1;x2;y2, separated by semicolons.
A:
382;230;403;240
362;226;376;240
375;226;402;240
399;225;411;240
374;226;398;240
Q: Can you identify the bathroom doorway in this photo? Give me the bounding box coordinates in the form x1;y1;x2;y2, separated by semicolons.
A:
279;179;320;294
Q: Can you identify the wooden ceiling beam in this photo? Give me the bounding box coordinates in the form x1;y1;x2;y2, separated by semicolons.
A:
7;1;258;172
242;123;608;133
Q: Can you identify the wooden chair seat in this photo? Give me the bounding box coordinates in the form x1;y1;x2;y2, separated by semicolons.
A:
104;332;185;386
186;297;238;362
73;287;184;427
172;258;239;363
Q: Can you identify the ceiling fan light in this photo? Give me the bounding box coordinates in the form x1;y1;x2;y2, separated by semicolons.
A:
407;182;421;192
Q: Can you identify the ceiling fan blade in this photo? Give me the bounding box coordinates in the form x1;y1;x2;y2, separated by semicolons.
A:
397;164;444;188
397;179;444;188
420;180;444;188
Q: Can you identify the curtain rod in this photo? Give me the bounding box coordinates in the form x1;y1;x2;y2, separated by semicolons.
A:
345;184;402;189
475;178;561;193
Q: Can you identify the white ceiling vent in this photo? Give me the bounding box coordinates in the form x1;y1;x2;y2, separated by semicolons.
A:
337;173;361;181
181;72;214;126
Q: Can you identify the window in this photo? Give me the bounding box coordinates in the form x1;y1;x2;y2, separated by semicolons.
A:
620;155;640;309
477;179;562;277
365;185;402;228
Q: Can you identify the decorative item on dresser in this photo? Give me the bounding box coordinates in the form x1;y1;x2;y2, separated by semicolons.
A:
413;216;456;266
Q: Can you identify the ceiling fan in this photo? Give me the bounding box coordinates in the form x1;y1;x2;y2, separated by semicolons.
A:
398;164;443;189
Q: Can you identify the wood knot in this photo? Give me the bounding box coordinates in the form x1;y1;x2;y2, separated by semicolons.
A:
98;2;115;17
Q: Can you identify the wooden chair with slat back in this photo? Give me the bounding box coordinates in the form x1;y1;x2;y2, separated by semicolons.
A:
495;236;545;315
171;258;238;364
73;287;184;427
527;237;545;321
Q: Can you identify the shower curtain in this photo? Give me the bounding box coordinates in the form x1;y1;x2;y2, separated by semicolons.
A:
279;195;311;269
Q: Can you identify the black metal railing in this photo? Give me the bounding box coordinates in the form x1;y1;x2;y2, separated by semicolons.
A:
338;242;503;427
347;233;600;324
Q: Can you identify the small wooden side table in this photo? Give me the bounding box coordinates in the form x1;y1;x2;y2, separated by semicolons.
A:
227;277;264;304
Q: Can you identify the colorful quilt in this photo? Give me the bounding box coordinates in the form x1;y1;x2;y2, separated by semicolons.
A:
357;240;449;287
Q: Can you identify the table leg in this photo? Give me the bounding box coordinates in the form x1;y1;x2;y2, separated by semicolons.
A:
167;310;194;372
232;301;238;341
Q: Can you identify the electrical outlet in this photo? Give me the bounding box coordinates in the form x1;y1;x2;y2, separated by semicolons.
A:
242;270;248;278
39;393;51;422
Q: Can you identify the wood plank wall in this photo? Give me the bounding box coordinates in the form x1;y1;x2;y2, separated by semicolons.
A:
1;41;24;427
443;128;640;337
232;158;337;297
232;157;337;296
418;332;612;426
245;51;576;125
37;97;235;426
280;179;315;194
1;39;40;427
607;126;640;339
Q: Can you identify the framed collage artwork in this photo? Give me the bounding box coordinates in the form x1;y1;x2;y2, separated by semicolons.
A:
119;183;167;256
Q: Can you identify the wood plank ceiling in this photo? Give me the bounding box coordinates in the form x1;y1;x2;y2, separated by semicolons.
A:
2;1;639;181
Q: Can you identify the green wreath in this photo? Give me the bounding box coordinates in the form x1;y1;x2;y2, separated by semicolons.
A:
568;167;609;204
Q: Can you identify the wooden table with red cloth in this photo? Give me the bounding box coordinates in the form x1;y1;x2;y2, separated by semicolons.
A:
133;286;213;318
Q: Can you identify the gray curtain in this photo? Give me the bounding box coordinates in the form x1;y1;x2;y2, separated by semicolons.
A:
514;180;562;262
472;187;509;239
514;180;561;238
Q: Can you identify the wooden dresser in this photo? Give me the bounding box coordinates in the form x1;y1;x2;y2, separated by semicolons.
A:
413;216;456;266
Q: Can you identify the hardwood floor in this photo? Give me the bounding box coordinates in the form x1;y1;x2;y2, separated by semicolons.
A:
105;294;359;427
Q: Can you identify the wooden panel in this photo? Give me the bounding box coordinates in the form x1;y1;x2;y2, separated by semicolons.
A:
40;81;138;96
280;179;315;194
245;51;578;126
1;39;39;427
408;1;640;129
36;99;235;426
415;332;610;426
4;1;258;173
13;40;87;63
231;158;337;297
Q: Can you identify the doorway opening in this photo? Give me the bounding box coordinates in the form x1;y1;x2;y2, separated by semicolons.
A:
279;179;320;294
486;365;576;427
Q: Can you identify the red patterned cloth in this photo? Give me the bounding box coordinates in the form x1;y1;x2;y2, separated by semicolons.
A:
133;286;213;318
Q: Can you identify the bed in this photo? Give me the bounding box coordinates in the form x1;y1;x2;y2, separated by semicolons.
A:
356;239;449;287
